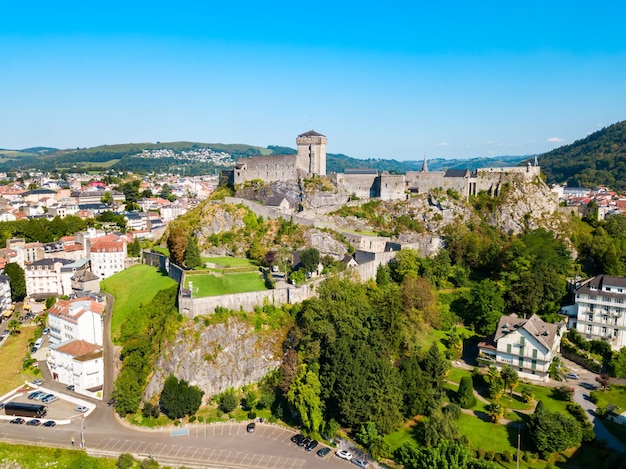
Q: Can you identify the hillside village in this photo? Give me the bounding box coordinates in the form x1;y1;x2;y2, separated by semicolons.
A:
0;130;626;468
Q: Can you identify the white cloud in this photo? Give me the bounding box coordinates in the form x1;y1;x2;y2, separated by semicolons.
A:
437;142;449;147
547;137;564;143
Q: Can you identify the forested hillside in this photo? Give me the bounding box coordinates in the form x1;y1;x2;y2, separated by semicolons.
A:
539;120;626;190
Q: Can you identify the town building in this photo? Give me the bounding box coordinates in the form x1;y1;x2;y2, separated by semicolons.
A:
88;233;127;279
478;314;565;382
568;275;626;350
47;339;103;393
0;274;12;315
47;297;104;346
24;258;74;298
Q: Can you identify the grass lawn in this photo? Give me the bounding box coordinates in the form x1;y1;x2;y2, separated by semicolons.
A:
203;256;256;267
185;272;266;297
0;442;116;468
448;366;472;384
151;246;169;256
101;264;178;342
0;325;42;395
526;383;571;413
592;385;626;412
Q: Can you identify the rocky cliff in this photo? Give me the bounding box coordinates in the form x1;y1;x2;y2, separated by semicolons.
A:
143;317;286;403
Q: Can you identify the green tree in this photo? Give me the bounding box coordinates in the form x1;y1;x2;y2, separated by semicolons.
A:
299;247;320;274
400;355;435;417
287;364;323;432
166;227;187;266
116;453;136;469
486;402;505;422
101;191;114;205
466;279;504;335
4;262;26;301
8;318;20;335
159;375;204;419
500;365;519;397
184;235;202;269
529;408;582;455
455;376;477;409
219;388;238;413
610;347;626;378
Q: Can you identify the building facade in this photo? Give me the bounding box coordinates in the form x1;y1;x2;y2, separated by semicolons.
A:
89;233;127;279
47;297;104;346
570;275;626;351
478;314;565;382
24;258;74;298
47;339;103;392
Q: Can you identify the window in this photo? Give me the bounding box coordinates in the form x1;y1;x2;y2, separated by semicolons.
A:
602;327;607;335
531;359;537;370
518;357;524;368
532;349;538;359
615;329;619;339
507;344;512;354
588;313;594;321
519;337;525;346
587;325;592;333
603;315;608;323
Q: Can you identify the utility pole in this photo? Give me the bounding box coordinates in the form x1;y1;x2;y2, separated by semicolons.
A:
516;421;521;469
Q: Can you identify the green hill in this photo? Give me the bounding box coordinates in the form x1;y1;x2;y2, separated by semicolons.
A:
538;120;626;190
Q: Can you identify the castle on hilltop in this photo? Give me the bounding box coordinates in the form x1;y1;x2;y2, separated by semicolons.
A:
226;131;541;200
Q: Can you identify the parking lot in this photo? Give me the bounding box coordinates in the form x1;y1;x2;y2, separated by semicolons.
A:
0;384;93;423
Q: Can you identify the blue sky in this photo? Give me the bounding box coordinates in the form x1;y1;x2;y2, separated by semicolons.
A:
1;1;625;161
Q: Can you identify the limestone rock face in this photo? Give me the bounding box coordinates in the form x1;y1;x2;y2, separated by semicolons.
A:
143;318;283;403
303;229;349;258
485;180;564;235
235;180;303;208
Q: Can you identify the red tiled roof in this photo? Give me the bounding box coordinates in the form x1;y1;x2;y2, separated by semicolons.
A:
56;339;102;358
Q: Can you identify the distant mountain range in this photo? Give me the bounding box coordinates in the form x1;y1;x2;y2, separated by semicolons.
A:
1;119;625;190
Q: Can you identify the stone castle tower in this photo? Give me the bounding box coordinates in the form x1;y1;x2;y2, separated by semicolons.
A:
296;130;327;176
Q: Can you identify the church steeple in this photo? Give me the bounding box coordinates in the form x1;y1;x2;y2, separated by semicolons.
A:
422;153;429;172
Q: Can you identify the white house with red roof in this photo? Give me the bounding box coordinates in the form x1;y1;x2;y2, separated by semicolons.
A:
47;297;104;346
47;339;104;392
88;233;127;279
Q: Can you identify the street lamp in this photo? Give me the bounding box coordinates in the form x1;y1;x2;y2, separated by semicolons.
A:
80;415;85;449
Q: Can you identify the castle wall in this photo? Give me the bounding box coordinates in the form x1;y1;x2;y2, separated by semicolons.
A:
334;173;378;199
233;155;299;185
379;174;407;200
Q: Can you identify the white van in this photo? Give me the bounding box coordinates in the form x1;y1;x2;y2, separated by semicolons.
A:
34;337;43;349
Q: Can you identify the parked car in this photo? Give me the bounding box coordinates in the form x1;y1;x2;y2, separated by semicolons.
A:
43;395;59;403
246;422;256;433
26;419;41;426
317;447;331;458
336;450;353;461
305;439;319;452
43;328;49;335
10;418;25;424
75;406;88;413
33;379;43;386
298;437;311;447
0;403;4;410
28;391;44;400
37;393;53;401
66;385;75;391
352;458;369;468
565;373;580;380
291;434;305;444
43;420;56;427
107;398;116;406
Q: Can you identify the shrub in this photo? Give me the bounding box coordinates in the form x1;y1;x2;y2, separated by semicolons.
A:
455;376;477;409
501;450;513;462
248;411;257;419
443;403;462;420
219;388;238;413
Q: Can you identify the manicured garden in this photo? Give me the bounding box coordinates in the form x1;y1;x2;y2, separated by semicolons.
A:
185;271;267;297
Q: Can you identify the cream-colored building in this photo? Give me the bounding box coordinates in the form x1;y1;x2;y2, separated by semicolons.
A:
89;233;127;279
570;275;626;351
47;297;104;346
478;314;565;382
47;339;103;392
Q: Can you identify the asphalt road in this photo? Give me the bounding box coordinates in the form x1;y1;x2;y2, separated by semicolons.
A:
0;419;352;469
